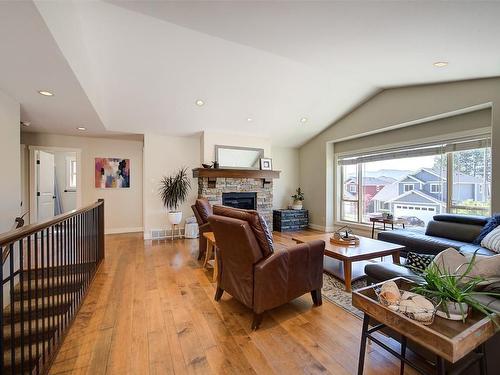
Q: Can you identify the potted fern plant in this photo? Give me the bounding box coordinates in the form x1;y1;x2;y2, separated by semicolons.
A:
159;167;191;225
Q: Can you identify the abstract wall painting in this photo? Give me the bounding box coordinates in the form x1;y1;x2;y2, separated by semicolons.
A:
95;158;130;188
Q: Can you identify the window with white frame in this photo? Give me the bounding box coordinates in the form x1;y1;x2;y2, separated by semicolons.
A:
430;183;442;193
66;155;77;191
403;183;414;192
337;136;491;227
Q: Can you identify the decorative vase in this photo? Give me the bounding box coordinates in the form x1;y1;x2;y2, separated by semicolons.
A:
167;211;183;225
436;301;469;321
292;200;303;210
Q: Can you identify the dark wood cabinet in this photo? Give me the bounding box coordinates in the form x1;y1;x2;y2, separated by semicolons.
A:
273;209;309;232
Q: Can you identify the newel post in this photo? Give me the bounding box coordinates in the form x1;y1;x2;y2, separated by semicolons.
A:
98;199;105;261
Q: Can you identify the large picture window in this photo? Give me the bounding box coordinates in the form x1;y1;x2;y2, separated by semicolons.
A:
337;137;491;228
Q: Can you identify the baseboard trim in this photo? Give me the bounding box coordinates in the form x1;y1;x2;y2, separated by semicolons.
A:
105;227;144;235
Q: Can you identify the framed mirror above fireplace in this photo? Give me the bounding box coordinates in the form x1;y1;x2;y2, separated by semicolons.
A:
215;145;264;169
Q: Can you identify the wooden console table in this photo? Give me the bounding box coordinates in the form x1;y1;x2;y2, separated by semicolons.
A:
352;278;498;375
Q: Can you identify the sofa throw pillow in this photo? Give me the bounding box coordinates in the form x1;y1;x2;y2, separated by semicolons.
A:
405;252;435;273
481;225;500;253
473;213;500;244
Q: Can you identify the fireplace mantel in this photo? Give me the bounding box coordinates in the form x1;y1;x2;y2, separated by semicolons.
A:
192;168;280;179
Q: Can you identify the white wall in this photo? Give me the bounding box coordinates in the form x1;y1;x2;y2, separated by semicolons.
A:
143;133;200;239
271;146;300;209
21;132;143;234
201;131;272;164
299;77;500;230
0;89;20;233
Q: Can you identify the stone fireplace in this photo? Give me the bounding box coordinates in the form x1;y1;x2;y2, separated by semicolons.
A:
197;177;274;225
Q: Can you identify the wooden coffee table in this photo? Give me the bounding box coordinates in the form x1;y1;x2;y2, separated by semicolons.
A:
292;234;403;291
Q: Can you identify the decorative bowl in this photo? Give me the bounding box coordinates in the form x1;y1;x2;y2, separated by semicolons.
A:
202;163;212;169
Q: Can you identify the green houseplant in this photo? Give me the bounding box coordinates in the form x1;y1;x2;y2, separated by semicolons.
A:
291;188;304;210
411;252;500;323
159;167;191;225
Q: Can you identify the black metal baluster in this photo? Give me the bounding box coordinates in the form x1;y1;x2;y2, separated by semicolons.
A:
50;226;55;352
62;221;67;327
9;243;15;375
52;224;62;342
85;212;89;289
69;219;73;321
34;231;40;374
41;228;46;366
28;234;33;371
0;244;3;374
20;238;25;374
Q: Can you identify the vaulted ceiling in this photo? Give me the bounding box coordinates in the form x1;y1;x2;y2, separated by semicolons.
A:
1;1;499;146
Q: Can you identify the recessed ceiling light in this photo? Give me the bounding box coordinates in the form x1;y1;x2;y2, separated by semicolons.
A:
195;99;205;106
20;121;31;127
38;90;54;96
433;61;448;67
300;117;308;123
247;118;253;122
77;127;86;131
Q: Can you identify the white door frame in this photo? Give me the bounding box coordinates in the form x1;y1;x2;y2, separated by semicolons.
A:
29;146;82;223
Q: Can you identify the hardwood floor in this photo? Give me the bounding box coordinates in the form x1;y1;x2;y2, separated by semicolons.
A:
49;231;416;375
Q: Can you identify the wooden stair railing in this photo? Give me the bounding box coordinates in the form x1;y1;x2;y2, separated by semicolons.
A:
0;200;104;374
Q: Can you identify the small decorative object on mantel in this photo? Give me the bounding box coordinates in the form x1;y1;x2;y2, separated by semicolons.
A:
291;187;304;209
212;160;219;169
201;163;212;169
259;157;272;171
159;167;191;240
330;225;359;246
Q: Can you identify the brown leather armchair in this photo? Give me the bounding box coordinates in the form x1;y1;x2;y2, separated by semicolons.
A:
191;198;213;260
208;205;325;330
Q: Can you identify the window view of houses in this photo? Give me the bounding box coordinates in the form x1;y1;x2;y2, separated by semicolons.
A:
341;148;491;228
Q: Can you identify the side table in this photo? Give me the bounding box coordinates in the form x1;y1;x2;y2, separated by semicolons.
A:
369;217;405;238
202;232;218;282
352;278;497;375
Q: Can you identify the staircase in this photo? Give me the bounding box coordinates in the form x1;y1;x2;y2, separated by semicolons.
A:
3;264;96;374
1;200;104;375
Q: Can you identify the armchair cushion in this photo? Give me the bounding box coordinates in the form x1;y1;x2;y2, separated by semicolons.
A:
195;198;213;223
253;240;324;313
213;205;274;256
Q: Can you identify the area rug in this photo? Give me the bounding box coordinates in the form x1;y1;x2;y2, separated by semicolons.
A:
321;274;366;319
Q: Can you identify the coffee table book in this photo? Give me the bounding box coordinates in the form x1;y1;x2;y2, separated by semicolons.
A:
352;277;499;364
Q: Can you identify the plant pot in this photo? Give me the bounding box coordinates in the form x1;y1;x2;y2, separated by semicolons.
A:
292;201;303;210
435;301;469;321
167;211;183;225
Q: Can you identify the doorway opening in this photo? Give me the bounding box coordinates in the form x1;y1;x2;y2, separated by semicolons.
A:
29;146;82;224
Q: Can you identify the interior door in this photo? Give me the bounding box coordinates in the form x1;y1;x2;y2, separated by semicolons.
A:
37;150;55;221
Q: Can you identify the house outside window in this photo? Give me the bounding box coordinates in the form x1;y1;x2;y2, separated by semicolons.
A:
403;183;414;192
337;136;491;228
430;183;442;193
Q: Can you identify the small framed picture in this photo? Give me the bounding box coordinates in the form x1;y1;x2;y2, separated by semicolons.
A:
260;158;273;170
